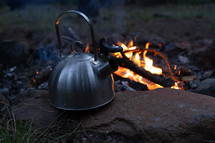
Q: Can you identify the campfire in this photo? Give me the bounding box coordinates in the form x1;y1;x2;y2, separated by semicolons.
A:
114;41;163;90
26;9;185;91
29;38;185;91
111;40;182;90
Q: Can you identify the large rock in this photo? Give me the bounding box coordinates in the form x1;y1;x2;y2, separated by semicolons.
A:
82;88;215;142
12;89;59;128
12;88;215;142
196;78;215;97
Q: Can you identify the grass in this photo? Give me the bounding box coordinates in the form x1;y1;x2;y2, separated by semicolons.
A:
124;4;215;20
1;3;215;34
0;110;36;143
98;3;215;35
0;4;77;33
0;108;88;143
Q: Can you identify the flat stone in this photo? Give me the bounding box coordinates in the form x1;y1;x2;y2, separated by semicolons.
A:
12;88;215;142
12;89;59;128
82;88;215;142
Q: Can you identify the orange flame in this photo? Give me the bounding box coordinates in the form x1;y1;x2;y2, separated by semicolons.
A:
114;41;180;90
84;43;90;53
143;43;162;75
171;81;184;90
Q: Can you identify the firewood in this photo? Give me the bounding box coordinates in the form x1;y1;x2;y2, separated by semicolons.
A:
174;76;197;81
114;52;175;87
113;74;148;91
123;49;175;80
64;26;80;41
121;81;136;91
28;65;53;87
28;49;175;88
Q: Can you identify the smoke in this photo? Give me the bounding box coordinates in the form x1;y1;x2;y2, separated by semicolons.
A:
36;35;60;63
37;43;59;62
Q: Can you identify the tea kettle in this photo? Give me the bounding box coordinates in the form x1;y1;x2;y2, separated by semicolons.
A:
48;10;122;110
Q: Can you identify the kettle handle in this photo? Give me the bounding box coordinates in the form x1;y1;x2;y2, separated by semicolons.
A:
55;10;98;61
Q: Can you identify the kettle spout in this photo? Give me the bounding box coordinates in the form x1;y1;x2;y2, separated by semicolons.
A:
98;58;118;77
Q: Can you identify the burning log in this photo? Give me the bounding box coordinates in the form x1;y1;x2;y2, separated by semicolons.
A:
28;65;53;87
114;74;148;91
114;52;175;87
123;49;175;79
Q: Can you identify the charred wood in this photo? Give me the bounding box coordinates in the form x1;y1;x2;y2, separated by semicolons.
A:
114;74;148;91
28;65;53;87
120;81;136;91
123;49;175;79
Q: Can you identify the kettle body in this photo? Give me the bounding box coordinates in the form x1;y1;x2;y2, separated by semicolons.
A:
48;10;122;110
49;52;115;110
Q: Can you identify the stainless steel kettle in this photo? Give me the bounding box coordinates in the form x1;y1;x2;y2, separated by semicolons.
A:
48;10;122;111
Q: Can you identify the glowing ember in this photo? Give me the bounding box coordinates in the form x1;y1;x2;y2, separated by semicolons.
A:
116;66;163;90
171;81;184;90
113;41;180;90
